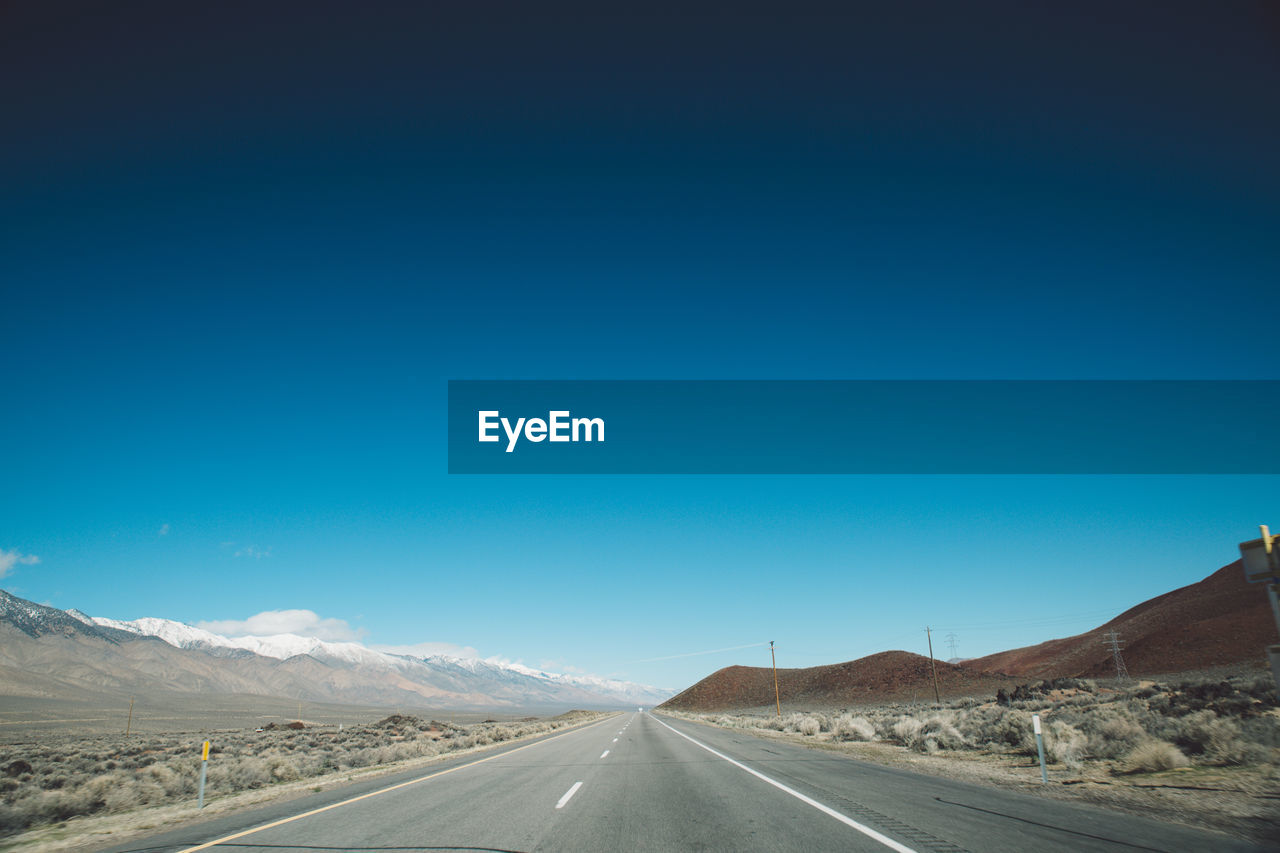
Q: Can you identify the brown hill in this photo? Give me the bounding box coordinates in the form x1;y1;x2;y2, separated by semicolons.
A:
966;559;1274;679
660;651;1014;711
661;560;1275;713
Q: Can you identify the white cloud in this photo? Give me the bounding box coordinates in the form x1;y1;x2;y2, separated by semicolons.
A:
539;658;586;674
233;545;271;559
158;524;170;536
0;548;40;579
373;641;482;659
197;609;364;641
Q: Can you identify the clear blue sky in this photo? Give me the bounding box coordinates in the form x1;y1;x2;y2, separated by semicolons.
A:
2;2;1276;690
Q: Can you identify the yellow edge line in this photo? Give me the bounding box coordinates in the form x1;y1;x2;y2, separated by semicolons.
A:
177;713;620;852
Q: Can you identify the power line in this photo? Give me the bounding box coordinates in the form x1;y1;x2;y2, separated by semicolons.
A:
925;627;940;704
632;642;769;663
933;607;1129;631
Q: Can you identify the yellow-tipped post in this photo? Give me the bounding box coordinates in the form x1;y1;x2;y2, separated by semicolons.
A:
198;740;210;808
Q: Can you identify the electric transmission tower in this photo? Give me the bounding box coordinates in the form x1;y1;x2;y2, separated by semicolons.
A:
945;632;958;660
1101;631;1129;681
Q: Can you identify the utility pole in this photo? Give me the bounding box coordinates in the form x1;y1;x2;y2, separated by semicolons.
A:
125;696;134;737
769;640;781;717
926;627;940;705
1102;631;1129;681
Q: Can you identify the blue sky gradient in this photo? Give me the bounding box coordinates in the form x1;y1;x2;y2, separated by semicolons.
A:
2;1;1276;690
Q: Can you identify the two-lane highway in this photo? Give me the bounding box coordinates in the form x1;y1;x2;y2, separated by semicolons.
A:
103;711;1273;852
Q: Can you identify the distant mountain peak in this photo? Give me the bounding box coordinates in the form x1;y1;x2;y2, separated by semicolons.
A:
0;588;673;711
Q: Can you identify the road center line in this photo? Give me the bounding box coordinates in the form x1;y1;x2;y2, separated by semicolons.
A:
555;781;583;809
173;713;620;853
650;715;918;853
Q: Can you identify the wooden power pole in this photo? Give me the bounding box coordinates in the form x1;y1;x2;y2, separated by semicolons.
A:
770;640;781;716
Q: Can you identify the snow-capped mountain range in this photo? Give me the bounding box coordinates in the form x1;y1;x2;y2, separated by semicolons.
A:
0;589;672;711
78;611;664;702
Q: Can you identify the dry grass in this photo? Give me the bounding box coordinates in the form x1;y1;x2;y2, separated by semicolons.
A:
672;675;1279;767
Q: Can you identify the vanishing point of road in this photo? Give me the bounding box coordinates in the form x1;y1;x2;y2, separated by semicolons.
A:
99;711;1273;853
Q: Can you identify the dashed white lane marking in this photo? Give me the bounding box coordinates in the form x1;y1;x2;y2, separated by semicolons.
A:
650;715;918;853
556;781;584;809
612;738;618;743
600;750;610;759
173;713;620;852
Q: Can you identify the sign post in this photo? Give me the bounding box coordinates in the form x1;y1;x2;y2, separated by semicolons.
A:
1239;525;1280;692
198;740;210;808
1032;714;1048;784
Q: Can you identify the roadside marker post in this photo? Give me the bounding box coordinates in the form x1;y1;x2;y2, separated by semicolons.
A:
198;740;210;808
1032;715;1047;784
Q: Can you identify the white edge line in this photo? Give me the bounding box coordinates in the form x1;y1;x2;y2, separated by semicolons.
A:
174;713;621;852
649;714;918;853
556;781;584;809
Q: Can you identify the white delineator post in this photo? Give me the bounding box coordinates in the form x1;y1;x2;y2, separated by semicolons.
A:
1032;714;1047;784
198;740;210;808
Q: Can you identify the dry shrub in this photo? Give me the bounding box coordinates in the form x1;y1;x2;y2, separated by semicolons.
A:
1169;710;1270;765
1045;721;1086;769
1125;740;1189;773
892;717;924;749
978;709;1037;755
918;714;967;753
0;803;22;833
208;756;269;790
1086;714;1146;760
268;758;301;782
832;714;877;742
779;713;806;733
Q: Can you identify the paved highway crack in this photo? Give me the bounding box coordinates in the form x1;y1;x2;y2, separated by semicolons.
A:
758;764;969;853
933;798;1173;852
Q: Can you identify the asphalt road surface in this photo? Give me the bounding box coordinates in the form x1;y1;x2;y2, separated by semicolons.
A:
101;710;1274;853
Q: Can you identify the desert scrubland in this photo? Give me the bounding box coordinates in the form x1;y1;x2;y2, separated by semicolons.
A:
664;674;1280;845
0;709;609;846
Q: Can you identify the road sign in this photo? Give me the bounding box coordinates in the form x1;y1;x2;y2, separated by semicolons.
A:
1241;525;1279;583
